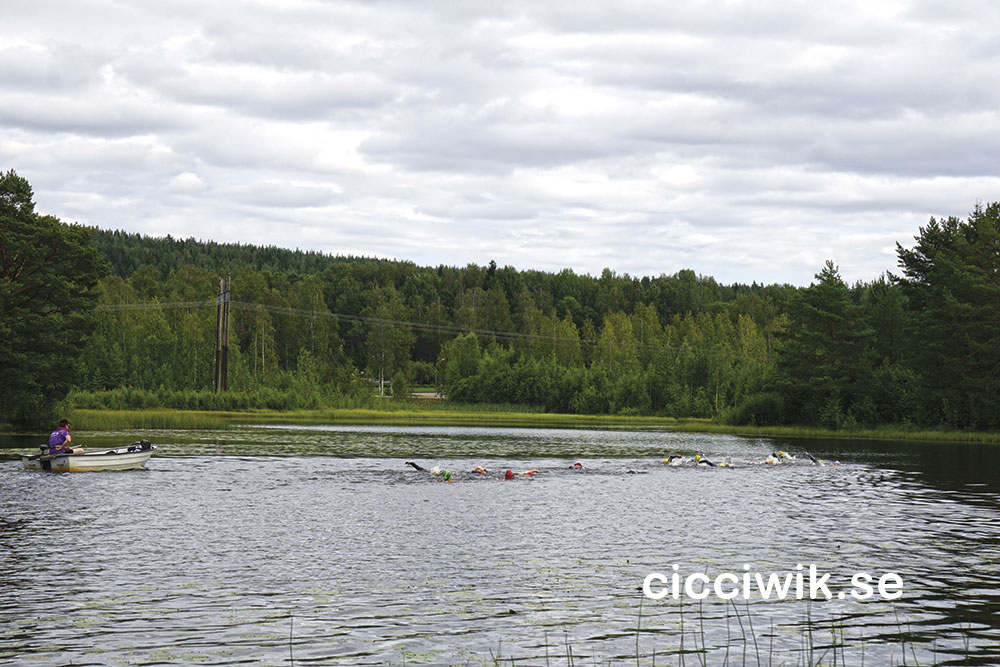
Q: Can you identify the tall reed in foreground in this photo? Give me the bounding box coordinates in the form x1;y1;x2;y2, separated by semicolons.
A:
472;599;974;666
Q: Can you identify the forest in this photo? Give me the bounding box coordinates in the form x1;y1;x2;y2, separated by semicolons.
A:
2;170;998;430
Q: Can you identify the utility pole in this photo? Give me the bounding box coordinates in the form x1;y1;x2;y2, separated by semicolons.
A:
214;274;231;392
215;277;224;392
222;273;230;391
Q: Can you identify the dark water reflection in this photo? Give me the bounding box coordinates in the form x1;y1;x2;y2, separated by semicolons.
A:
2;426;1000;666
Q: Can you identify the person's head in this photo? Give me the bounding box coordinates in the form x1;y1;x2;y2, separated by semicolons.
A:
58;419;70;428
504;469;514;480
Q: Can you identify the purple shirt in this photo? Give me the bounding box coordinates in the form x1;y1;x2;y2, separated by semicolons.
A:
48;427;70;454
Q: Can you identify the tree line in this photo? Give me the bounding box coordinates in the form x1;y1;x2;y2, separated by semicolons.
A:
2;170;998;430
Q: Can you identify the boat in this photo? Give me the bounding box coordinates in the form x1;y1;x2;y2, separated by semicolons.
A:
22;440;156;472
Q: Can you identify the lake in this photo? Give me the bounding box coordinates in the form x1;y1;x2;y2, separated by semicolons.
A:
2;425;999;665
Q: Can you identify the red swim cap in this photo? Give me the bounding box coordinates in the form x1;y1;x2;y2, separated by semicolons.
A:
504;469;514;480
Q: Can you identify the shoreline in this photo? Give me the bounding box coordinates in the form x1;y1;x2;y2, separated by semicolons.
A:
8;407;993;445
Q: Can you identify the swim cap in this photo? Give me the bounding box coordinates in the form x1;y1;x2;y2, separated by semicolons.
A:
443;471;452;481
505;469;514;480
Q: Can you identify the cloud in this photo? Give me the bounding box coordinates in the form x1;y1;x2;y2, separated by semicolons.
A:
2;0;999;286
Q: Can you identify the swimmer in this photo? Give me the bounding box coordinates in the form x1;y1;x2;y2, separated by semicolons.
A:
569;461;584;470
472;466;490;474
663;455;685;466
504;469;514;480
405;461;449;477
694;454;715;467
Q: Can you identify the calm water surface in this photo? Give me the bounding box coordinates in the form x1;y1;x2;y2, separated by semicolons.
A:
2;426;999;666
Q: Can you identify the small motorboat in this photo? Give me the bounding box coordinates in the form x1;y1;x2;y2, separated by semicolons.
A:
23;440;156;472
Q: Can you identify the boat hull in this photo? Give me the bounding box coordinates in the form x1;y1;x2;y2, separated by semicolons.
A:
23;446;155;472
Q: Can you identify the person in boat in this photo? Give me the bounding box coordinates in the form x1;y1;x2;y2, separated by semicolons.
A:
48;419;83;455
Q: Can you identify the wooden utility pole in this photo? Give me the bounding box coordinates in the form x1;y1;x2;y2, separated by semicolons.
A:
221;273;230;391
214;274;231;391
215;277;224;392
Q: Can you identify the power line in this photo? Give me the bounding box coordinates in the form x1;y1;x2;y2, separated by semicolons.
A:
96;300;216;311
94;299;722;355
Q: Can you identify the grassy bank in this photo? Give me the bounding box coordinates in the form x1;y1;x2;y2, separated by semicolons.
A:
64;407;689;431
59;404;1000;444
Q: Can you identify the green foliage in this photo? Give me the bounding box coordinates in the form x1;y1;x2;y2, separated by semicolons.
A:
390;370;411;399
721;392;785;426
0;170;108;428
772;261;874;424
895;203;1000;428
33;200;999;431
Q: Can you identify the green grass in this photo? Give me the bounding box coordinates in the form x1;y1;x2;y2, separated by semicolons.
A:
60;405;1000;444
66;406;690;431
673;420;1000;444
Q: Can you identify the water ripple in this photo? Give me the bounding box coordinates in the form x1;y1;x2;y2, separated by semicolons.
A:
2;427;1000;665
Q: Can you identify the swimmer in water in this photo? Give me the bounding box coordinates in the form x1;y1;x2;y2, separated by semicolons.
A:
663;455;684;466
473;466;489;474
694;454;715;467
503;469;539;479
405;461;449;478
569;461;584;470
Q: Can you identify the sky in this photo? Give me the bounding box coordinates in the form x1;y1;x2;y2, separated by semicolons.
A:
3;1;999;286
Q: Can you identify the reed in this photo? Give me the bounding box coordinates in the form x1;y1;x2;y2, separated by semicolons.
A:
61;405;1000;445
68;409;237;430
488;600;949;667
664;420;1000;445
66;407;690;431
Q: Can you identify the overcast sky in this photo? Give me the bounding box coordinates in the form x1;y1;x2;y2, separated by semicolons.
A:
3;1;999;285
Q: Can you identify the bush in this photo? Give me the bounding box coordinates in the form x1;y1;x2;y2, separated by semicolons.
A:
722;392;786;426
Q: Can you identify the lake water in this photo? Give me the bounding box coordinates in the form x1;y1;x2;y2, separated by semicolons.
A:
2;425;1000;666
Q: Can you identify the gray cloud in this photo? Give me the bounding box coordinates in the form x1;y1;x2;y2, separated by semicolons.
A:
2;0;999;286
